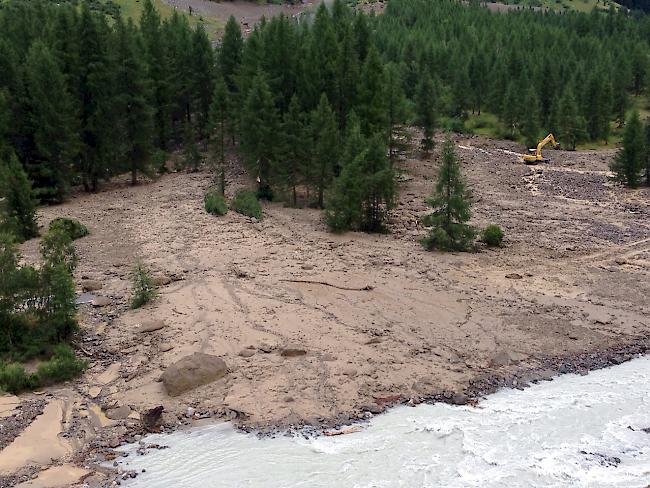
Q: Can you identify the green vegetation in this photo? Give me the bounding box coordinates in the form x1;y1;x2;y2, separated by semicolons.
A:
610;111;646;186
49;218;89;240
231;190;263;220
481;224;505;247
130;261;157;309
204;190;228;216
0;344;87;394
422;139;476;252
0;154;38;242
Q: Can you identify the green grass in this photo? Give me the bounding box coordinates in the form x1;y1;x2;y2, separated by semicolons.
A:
111;0;223;38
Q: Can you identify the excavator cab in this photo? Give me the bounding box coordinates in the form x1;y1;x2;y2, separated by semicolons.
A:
522;133;560;164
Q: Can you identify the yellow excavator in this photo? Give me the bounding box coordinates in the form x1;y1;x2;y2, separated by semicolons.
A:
522;133;560;164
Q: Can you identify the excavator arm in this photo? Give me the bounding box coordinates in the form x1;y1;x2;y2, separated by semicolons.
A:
523;133;560;164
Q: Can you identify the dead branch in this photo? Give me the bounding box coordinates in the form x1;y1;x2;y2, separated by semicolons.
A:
279;279;374;291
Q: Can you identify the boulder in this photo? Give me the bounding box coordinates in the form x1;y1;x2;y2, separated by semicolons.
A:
451;393;469;406
141;406;164;432
82;280;103;292
161;353;228;397
91;296;112;307
360;403;383;414
505;273;523;280
106;405;132;420
153;276;172;287
137;320;166;334
238;349;255;358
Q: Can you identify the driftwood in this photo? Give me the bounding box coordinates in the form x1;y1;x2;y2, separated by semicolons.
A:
323;426;362;436
279;279;374;292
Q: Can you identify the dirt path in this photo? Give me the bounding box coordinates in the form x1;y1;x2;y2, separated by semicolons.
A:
3;134;649;486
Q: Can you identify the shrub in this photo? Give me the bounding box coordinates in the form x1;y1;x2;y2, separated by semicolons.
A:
481;224;504;247
231;190;262;219
130;261;156;309
49;217;89;240
204;190;228;216
40;227;78;272
0;363;37;393
36;344;87;386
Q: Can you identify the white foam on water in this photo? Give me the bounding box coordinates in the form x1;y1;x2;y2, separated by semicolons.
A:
113;356;650;488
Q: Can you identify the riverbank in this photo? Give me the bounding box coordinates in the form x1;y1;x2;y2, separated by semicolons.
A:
1;134;649;486
111;355;650;487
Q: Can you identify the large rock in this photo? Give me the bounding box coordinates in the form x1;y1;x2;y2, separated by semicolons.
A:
161;353;227;397
82;280;103;292
137;320;166;334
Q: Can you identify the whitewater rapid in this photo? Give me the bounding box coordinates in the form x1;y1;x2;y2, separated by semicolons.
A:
113;356;650;487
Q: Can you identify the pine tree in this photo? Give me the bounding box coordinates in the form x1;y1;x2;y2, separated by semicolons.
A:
219;16;243;93
114;17;154;186
0;154;39;242
556;87;587;151
183;122;201;173
209;76;232;195
521;86;541;149
191;24;215;140
23;41;79;202
240;72;280;199
610;111;645;187
384;63;409;166
276;95;306;206
415;73;436;153
309;94;339;208
140;0;171;149
422;137;475;252
356;47;387;137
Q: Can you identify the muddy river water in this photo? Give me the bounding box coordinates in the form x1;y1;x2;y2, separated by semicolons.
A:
114;356;650;487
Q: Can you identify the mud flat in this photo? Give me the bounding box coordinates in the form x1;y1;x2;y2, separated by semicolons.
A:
2;134;649;486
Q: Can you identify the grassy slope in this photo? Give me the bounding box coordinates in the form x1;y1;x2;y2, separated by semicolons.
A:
111;0;223;37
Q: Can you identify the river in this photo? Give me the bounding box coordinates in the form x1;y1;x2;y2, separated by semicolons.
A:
113;356;650;487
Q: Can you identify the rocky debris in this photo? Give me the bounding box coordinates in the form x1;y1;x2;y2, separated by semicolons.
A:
161;353;228;396
490;350;526;368
451;393;469;405
280;347;307;358
366;337;383;345
153;275;172;286
82;279;103;292
137;319;166;334
505;273;523;280
106;405;132;420
141;406;164;432
0;399;46;451
238;349;255;358
159;343;174;352
301;264;314;270
614;257;627;265
259;343;274;353
360;403;383;414
91;296;112;307
342;367;358;377
283;396;295;403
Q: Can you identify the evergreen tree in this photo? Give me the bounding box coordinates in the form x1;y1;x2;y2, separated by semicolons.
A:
556;87;587;151
209;76;230;195
240;72;280;199
309;94;339;208
384;63;409;166
610;111;645;187
114;17;154;186
421;137;475;252
191;24;215;139
183;121;201;173
219;16;243;93
521;86;541;149
415;73;436;153
0;154;39;242
356;47;387;137
23;41;79;202
276;95;306;206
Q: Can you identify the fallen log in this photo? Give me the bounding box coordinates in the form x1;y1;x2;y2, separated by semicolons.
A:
279;279;374;291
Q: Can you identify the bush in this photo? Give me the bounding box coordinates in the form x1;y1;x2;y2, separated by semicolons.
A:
481;224;504;247
49;217;89;240
36;344;87;386
204;190;228;216
231;190;262;219
0;363;37;393
0;345;87;393
130;261;156;309
40;227;78;272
